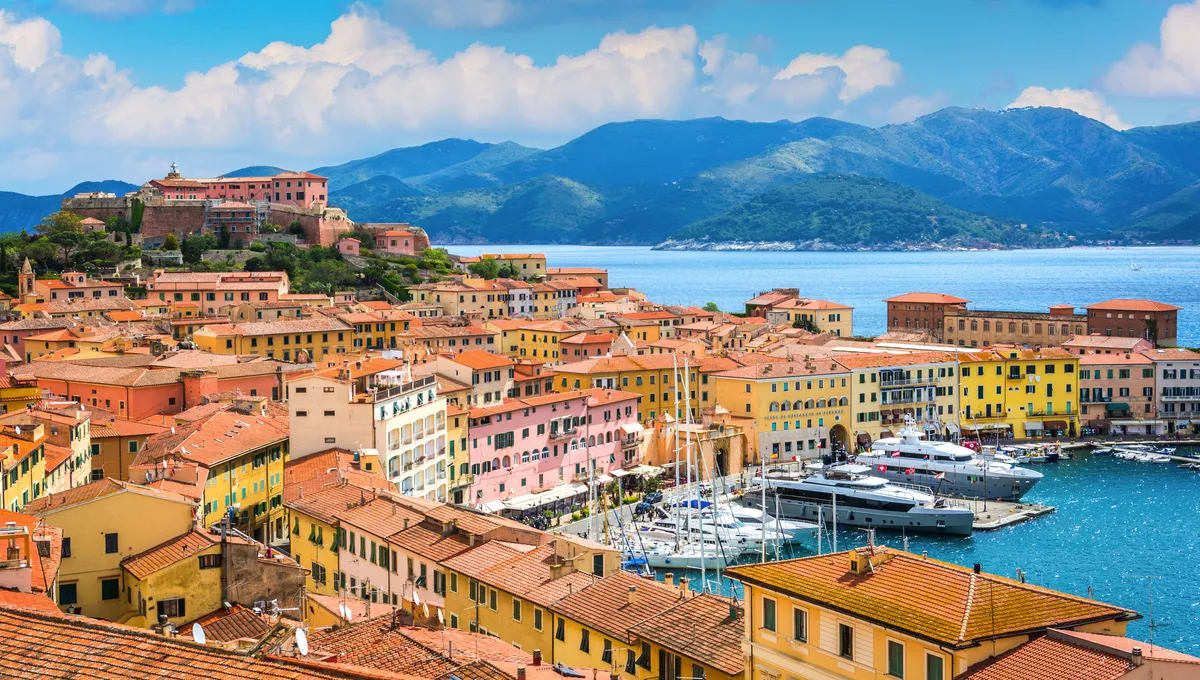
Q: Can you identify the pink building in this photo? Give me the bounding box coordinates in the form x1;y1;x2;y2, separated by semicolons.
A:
35;272;125;302
378;230;418;257
337;238;361;256
147;271;290;315
465;388;642;507
1079;352;1158;435
149;166;329;209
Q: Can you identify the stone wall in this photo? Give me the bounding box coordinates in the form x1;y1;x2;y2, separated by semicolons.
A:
225;541;306;617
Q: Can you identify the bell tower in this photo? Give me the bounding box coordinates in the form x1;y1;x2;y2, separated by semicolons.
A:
19;258;35;302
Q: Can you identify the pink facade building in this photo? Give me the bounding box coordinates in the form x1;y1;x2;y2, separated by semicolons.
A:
378;230;419;257
464;388;642;506
147;271;291;316
337;238;361;256
149;166;329;209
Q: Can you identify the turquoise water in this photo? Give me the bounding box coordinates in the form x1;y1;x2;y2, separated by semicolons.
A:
664;456;1200;653
445;245;1200;346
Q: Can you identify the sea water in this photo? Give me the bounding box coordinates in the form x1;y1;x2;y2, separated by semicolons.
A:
446;245;1200;346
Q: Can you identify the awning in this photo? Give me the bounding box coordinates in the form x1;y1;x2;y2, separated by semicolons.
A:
620;422;645;435
962;423;1011;432
1043;420;1068;431
945;423;959;432
1111;419;1165;426
502;493;541;512
1105;403;1130;412
879;430;894;438
856;433;871;445
595;473;614;484
610;468;631;478
1023;421;1044;432
478;500;507;514
624;464;665;477
923;422;938;431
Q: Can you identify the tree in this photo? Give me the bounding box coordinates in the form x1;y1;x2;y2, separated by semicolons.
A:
792;316;822;333
467;258;501;279
129;198;144;230
162;233;180;251
180;234;216;265
217;226;231;250
702;301;720;313
287;221;306;237
25;238;58;270
37;211;83;236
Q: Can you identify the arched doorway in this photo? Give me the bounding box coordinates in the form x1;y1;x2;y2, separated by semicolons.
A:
714;448;729;478
829;424;849;454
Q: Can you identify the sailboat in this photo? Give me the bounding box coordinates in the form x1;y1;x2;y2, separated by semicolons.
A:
1130;259;1143;271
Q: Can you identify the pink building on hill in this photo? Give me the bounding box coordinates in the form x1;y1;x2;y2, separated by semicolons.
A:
149;166;329;209
464;388;642;507
379;230;418;257
337;238;361;256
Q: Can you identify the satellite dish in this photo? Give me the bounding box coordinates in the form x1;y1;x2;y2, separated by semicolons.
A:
412;591;420;606
437;609;444;624
295;628;309;656
13;426;19;435
422;603;429;617
192;623;207;645
171;426;176;435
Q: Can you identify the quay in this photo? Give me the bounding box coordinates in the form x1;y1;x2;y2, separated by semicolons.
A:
959;497;1056;531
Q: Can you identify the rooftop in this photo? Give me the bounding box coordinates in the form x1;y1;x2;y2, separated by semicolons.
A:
725;548;1135;649
884;292;970;304
1085;299;1182;312
628;593;744;675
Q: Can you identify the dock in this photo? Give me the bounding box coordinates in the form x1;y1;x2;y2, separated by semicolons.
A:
957;498;1056;531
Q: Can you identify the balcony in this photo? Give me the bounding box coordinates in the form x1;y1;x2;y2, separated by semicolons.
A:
549;429;578;442
369;375;437;403
880;395;934;406
1161;393;1200;402
879;376;938;388
1083;395;1112;404
1007;373;1027;381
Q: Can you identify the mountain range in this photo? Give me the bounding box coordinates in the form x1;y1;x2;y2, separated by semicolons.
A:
7;107;1200;248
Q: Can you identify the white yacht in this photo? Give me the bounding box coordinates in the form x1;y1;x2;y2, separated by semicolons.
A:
620;534;734;570
635;515;752;553
724;504;818;542
859;425;1042;501
746;464;975;536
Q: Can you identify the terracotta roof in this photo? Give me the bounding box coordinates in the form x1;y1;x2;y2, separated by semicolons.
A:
1078;352;1152;366
285;482;379;525
0;605;399;679
450;350;514;371
455;542;597;609
0;591;60;614
833;351;955;370
884;292;970;304
725;548;1136;649
1062;335;1150;350
1085;299;1181;312
628;594;743;675
1053;629;1200;664
1140;347;1200;362
90;418;169;439
121;529;221;579
553;570;685;639
135;408;288;468
714;357;847;379
388;520;472;562
308;621;529;676
337;497;425;537
42;444;73;473
554;353;737;375
956;628;1200;680
182;605;272;643
25;478;192;516
0;509;60;593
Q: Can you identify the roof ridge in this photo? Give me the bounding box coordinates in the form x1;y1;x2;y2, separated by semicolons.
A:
959;573;977;643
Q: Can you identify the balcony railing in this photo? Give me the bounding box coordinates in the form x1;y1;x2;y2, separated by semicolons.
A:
880;395;934;406
370;375;437;403
549;429;578;442
1007;373;1027;381
1161;393;1200;402
1082;396;1112;404
879;376;938;388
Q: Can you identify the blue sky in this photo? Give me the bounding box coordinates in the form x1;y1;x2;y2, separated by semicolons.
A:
2;0;1199;193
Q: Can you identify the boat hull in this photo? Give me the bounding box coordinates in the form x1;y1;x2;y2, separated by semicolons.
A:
869;469;1039;502
749;493;974;537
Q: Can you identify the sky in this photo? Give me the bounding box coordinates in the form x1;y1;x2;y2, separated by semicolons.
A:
2;0;1200;194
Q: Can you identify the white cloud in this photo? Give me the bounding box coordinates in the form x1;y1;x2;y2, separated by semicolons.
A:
0;6;912;192
1105;0;1200;96
887;92;949;124
1007;86;1130;130
775;45;902;103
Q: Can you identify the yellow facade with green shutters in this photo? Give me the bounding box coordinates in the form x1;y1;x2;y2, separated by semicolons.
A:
959;346;1080;439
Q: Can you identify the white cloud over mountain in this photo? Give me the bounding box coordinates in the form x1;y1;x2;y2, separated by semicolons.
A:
0;6;909;191
1007;86;1130;130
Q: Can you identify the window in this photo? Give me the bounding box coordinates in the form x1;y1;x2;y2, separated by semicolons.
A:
512;599;522;621
450;573;458;593
157;597;186;619
761;597;776;631
198;554;222;569
792;607;807;641
888;640;904;677
104;533;119;554
555;617;565;641
59;582;78;605
602;639;613;664
625;650;637;675
839;623;854;659
534;608;543;631
926;654;944;680
101;578;119;600
61;537;71;558
692;664;706;680
580;628;590;653
489;588;497;610
638;642;651;669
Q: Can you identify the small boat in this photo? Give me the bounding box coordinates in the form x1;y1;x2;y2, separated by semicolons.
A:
1158;447;1177;456
1092;447;1113;456
1133;453;1171;464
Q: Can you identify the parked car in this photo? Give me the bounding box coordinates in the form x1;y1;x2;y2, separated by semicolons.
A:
643;491;663;505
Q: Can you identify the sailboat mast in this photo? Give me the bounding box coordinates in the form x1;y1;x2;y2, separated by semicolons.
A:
760;456;767;563
672;354;681;550
832;489;838;553
684;356;707;587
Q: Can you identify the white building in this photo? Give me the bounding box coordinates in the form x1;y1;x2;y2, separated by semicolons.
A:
287;356;449;502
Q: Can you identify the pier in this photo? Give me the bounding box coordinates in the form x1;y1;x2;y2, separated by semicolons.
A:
954;497;1056;531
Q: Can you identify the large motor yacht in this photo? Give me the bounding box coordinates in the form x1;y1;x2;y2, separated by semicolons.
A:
858;424;1043;501
745;464;975;536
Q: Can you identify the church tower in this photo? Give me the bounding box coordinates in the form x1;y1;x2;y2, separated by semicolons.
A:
19;258;35;302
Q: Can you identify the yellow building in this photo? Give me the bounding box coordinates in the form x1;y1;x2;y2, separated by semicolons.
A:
120;529;225;628
549;569;742;680
193;317;353;362
411;278;510;319
765;299;854;337
833;351;960;448
711;359;851;460
464;253;547;278
25;479;196;621
487;318;620;362
133;404;289;543
89;417;168;482
959;345;1080;439
445;403;470;504
554;353;737;424
0;423;49;511
727;547;1135;680
0;373;48;414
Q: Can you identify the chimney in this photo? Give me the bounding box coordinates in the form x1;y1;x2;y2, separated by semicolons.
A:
1131;647;1143;667
627;585;638;605
973;563;982;574
679;576;689;592
517;668;526;680
663;573;674;587
532;650;542;667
